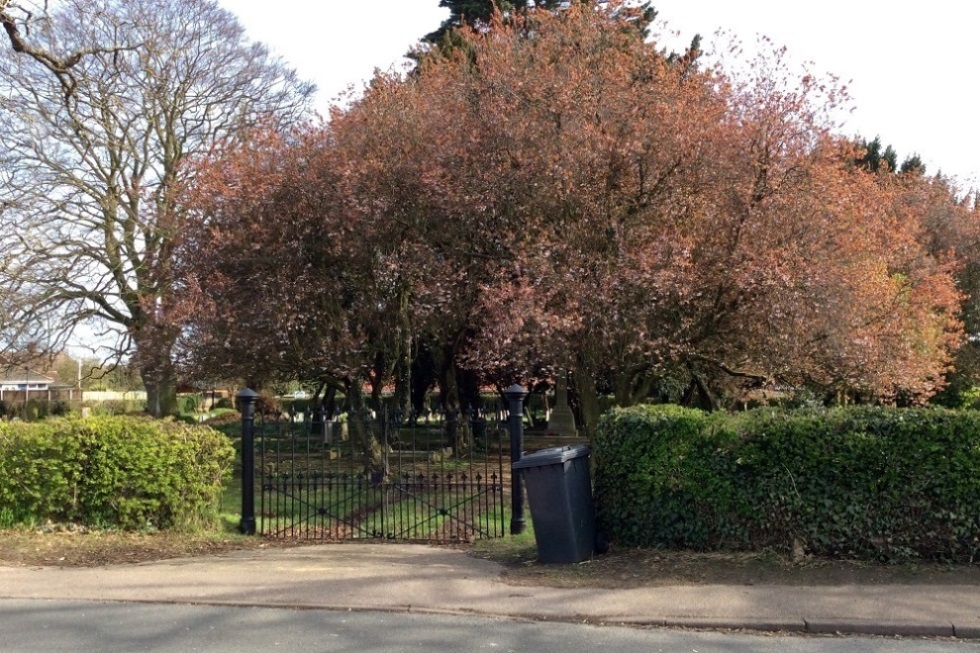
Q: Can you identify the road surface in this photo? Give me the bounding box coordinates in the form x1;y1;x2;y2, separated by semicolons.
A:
1;599;976;652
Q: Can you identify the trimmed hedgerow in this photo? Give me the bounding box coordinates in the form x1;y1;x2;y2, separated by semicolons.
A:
593;405;980;562
0;416;234;530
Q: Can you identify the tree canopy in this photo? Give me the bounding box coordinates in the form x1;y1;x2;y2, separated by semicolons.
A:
0;0;314;414
178;2;969;434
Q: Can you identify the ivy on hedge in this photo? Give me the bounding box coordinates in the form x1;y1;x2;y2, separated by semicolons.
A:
593;405;980;562
0;416;234;530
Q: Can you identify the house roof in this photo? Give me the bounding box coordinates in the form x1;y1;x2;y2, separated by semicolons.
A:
0;368;55;385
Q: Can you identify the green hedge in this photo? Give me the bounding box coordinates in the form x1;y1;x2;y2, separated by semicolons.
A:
594;405;980;562
0;416;234;530
83;399;145;416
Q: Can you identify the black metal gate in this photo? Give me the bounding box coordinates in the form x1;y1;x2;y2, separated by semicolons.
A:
251;407;509;542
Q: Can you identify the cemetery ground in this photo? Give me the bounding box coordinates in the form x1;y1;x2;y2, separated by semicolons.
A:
2;520;979;590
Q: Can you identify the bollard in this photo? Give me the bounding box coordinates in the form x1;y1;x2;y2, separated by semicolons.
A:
237;388;259;535
504;384;528;535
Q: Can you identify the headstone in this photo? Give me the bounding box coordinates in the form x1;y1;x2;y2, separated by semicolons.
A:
547;371;578;437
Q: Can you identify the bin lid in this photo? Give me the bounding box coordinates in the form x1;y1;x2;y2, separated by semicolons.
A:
511;444;591;470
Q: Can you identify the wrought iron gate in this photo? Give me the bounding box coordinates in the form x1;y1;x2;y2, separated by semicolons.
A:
250;406;509;542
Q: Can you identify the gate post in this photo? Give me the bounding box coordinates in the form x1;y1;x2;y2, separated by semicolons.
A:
237;388;259;535
504;384;528;535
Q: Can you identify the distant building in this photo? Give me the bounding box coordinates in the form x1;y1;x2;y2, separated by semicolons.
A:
0;368;78;403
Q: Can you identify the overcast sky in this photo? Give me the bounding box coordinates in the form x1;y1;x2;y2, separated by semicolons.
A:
223;0;977;186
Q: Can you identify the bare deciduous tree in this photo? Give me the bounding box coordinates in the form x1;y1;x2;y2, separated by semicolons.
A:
0;0;314;414
1;0;136;100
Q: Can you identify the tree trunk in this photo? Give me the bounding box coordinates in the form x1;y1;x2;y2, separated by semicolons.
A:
458;369;481;413
393;289;413;420
138;349;178;417
571;367;601;442
613;370;633;408
369;352;385;411
345;378;385;472
322;384;338;417
612;368;656;408
434;343;464;453
680;373;717;411
410;344;437;417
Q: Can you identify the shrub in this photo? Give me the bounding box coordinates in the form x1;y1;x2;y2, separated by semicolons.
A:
594;405;980;562
958;386;980;410
253;391;281;417
0;416;234;530
205;410;241;427
50;400;72;417
178;393;204;414
85;399;144;416
0;400;72;421
23;398;47;421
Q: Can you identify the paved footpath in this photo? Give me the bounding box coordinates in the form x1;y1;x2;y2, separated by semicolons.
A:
2;544;979;639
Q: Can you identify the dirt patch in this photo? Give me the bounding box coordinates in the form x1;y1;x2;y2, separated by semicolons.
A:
475;545;980;589
0;527;305;568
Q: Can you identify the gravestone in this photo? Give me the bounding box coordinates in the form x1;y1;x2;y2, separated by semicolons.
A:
546;371;578;437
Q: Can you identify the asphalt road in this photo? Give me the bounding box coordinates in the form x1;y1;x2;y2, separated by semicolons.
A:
1;600;977;653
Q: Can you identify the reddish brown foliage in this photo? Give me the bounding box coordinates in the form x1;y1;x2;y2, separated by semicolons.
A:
177;2;967;422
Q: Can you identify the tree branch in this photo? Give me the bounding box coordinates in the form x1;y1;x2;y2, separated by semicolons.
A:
0;1;136;102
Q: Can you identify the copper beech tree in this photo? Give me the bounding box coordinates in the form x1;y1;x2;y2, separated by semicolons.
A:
179;3;966;436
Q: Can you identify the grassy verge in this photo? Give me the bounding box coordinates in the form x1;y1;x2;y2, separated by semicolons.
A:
471;521;537;563
0;471;269;568
4;513;980;590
